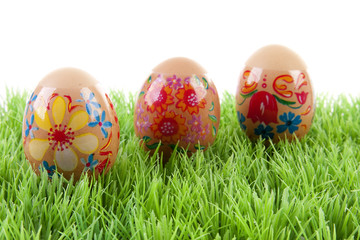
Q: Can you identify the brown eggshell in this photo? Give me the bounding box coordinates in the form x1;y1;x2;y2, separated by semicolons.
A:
134;57;220;160
22;68;120;182
236;45;315;142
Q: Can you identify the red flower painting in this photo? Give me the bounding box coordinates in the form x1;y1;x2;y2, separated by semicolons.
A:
295;91;308;104
247;91;278;125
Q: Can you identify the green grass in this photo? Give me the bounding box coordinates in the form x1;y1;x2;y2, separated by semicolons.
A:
1;89;360;240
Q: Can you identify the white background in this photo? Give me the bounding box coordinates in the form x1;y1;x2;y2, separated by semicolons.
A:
1;0;359;101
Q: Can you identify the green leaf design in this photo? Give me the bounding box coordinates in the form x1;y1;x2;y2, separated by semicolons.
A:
142;136;151;143
147;75;152;83
240;90;258;99
273;94;296;106
238;98;246;106
139;91;145;98
146;142;162;150
202;77;209;89
273;95;302;109
194;144;205;150
208;114;217;123
212;125;217;136
209;102;214;111
288;105;303;110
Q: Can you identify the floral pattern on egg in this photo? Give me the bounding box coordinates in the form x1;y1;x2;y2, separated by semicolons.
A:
22;68;120;181
236;68;314;142
134;73;220;159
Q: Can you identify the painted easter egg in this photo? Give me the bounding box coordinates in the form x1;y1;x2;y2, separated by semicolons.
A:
236;45;315;142
22;68;120;181
134;57;220;160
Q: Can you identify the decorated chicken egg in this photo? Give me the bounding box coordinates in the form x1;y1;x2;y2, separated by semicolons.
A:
134;57;220;160
22;68;120;181
236;45;314;142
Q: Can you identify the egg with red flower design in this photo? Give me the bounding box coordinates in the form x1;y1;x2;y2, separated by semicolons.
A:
22;68;120;182
236;45;315;142
134;57;220;160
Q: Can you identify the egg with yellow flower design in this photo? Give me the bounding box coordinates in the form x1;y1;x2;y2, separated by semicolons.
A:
22;68;120;181
134;57;220;161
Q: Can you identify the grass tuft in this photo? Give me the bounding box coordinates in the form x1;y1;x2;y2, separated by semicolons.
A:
0;90;360;239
